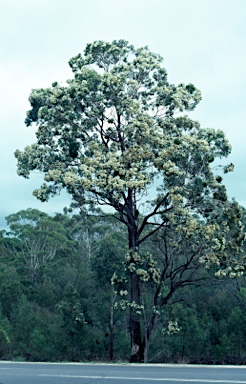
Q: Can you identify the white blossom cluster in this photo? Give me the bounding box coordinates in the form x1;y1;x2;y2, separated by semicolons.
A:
114;300;144;315
167;320;180;335
125;251;161;284
162;320;181;336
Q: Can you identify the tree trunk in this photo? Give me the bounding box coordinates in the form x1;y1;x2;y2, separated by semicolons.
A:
145;313;159;363
126;193;146;363
127;222;161;362
128;221;145;362
143;330;149;363
130;271;143;362
109;289;115;361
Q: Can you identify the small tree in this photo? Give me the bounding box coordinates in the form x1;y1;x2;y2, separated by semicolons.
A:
15;40;245;362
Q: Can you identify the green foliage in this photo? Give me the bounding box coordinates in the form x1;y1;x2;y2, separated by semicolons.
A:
0;265;22;317
0;314;11;360
11;296;64;361
13;40;246;362
92;230;127;285
0;209;245;362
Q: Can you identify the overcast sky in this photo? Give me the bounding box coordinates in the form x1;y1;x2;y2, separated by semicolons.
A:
1;0;246;228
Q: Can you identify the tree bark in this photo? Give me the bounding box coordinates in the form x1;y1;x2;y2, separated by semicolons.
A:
130;271;143;362
127;208;145;362
109;289;114;361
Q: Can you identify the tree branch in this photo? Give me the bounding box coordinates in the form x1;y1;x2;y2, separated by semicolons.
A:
137;193;170;238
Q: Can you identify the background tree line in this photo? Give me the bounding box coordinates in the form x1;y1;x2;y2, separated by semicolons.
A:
0;207;246;364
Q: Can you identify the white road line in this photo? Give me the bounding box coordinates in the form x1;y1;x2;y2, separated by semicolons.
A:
38;375;246;383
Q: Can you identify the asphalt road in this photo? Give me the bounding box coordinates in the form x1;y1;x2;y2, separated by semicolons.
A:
1;362;246;384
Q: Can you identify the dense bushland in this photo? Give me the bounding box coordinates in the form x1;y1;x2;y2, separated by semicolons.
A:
0;209;246;363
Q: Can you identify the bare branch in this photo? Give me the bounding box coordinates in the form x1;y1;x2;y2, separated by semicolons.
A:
137;193;170;238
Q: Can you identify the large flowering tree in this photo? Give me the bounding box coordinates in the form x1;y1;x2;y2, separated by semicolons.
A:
15;40;245;362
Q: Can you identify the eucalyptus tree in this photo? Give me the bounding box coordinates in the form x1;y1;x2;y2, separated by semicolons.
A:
5;209;68;282
15;40;245;362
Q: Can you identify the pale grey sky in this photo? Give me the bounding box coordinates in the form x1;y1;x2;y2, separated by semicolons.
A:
1;0;246;227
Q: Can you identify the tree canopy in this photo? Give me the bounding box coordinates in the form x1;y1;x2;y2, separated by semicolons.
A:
15;40;245;362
